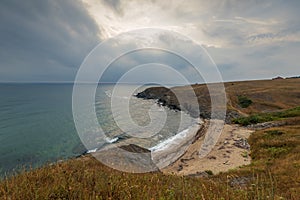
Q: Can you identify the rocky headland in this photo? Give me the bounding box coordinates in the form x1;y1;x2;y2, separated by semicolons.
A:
134;78;300;175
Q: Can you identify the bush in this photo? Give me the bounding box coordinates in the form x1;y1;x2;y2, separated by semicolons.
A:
232;106;300;126
204;170;214;176
232;115;270;126
267;147;289;158
238;95;253;108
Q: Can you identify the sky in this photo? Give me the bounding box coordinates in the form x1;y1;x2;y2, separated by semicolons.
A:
0;0;300;83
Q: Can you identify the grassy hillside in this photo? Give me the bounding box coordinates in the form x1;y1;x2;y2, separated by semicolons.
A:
1;118;300;199
233;106;300;125
137;78;300;121
224;79;300;115
1;78;300;199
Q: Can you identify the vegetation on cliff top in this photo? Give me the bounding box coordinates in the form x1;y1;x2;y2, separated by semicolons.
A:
233;106;300;126
136;79;300;121
1;78;300;199
237;95;253;108
1;120;300;199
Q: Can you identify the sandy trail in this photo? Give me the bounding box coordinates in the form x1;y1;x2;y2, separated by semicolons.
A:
161;122;254;176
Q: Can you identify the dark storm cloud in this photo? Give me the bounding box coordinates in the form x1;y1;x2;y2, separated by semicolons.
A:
99;49;202;83
2;0;300;82
0;0;100;82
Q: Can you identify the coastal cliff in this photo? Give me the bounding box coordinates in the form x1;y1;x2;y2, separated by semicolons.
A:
136;78;300;123
1;78;300;199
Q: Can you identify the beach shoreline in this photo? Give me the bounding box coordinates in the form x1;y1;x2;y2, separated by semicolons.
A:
160;121;253;176
82;117;253;176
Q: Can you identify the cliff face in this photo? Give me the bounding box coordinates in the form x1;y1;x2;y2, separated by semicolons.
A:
136;78;300;123
136;85;238;122
136;87;182;112
135;87;171;100
136;86;211;119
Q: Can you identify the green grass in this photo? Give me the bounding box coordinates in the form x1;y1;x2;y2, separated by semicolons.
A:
238;95;253;108
243;125;300;199
241;151;249;158
232;106;300;126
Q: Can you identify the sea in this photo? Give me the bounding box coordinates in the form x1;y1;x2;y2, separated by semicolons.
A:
0;83;196;176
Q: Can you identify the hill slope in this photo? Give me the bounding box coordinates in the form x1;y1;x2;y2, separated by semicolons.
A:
1;78;300;199
137;78;300;122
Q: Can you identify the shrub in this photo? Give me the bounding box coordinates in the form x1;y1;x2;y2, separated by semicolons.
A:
232;106;300;126
204;170;214;176
267;147;289;158
238;95;253;108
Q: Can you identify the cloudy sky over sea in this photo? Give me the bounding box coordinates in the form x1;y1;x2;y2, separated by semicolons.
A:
1;0;300;82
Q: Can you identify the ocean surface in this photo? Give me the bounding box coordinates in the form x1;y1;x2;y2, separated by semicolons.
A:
0;83;196;176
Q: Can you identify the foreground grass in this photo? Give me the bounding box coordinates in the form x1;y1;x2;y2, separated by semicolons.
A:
232;106;300;126
0;157;252;200
1;121;300;200
246;123;300;199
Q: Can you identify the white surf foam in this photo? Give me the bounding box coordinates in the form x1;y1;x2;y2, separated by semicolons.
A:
149;128;190;152
106;137;119;144
86;148;98;153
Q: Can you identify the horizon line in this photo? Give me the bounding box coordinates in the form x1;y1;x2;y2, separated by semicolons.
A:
0;75;298;85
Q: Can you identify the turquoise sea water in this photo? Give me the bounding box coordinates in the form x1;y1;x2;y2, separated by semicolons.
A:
0;83;195;176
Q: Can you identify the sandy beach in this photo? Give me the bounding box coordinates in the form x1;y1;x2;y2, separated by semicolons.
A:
161;121;254;176
90;119;254;175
